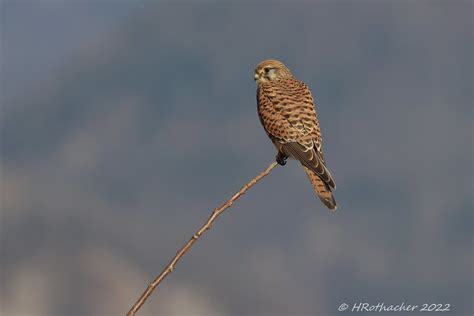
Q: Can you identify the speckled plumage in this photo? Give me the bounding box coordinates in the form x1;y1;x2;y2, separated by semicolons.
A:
255;59;337;210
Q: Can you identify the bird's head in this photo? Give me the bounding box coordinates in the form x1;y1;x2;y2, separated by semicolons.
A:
254;59;292;84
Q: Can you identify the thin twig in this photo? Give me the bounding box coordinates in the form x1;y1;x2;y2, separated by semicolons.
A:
127;161;279;316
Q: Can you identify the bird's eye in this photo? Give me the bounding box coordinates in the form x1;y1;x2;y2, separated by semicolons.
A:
264;67;271;73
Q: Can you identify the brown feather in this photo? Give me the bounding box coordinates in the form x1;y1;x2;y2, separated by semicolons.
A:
281;142;336;189
303;166;337;210
256;59;337;210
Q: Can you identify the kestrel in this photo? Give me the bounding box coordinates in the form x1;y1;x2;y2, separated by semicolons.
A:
255;59;337;210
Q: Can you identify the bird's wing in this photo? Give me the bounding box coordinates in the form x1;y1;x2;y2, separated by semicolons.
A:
282;142;336;189
257;79;335;190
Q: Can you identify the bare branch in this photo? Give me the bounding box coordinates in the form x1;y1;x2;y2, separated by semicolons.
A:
127;161;279;316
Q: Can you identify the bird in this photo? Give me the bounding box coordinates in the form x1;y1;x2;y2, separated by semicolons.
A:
254;59;337;210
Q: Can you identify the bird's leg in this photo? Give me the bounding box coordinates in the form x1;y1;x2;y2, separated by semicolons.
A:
276;151;288;166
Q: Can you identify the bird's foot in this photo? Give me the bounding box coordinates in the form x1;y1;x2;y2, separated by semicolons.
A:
276;153;288;166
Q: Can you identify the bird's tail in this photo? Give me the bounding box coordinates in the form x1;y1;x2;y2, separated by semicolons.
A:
303;166;337;211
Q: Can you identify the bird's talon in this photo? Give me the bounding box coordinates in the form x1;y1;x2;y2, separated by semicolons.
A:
276;154;287;166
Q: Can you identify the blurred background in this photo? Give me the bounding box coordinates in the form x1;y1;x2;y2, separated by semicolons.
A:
1;1;472;316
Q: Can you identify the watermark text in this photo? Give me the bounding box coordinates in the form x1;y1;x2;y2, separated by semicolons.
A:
338;302;451;312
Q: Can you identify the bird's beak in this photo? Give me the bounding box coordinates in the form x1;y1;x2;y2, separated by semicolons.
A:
254;73;259;81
